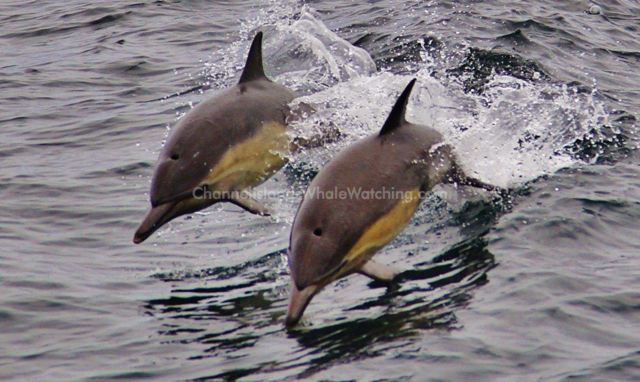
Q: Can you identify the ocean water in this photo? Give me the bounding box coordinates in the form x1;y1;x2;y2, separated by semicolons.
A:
1;0;639;381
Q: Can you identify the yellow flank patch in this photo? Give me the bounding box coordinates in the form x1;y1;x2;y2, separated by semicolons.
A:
205;122;290;191
343;189;422;269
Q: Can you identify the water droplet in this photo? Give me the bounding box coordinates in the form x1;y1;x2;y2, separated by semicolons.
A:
586;5;602;15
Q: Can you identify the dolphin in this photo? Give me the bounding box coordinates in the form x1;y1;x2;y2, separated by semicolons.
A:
285;79;497;326
134;32;294;244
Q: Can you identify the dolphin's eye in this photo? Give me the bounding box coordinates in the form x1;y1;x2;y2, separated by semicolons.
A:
313;228;322;237
170;153;180;160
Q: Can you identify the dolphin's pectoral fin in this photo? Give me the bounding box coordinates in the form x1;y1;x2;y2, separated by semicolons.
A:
227;192;271;216
358;260;399;283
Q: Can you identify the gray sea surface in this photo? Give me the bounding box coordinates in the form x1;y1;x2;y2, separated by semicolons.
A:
1;1;639;381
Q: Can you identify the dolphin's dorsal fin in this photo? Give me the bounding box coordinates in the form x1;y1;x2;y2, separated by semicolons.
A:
379;79;416;136
239;32;267;84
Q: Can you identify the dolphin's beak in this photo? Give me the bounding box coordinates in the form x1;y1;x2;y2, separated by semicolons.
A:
133;193;220;244
285;283;319;327
133;203;177;244
151;188;195;208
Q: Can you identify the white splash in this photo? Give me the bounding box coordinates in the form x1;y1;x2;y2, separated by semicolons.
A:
200;3;611;191
288;68;610;189
266;6;377;93
202;4;375;94
412;73;610;188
